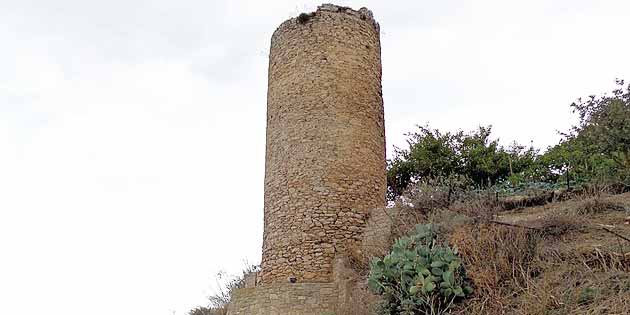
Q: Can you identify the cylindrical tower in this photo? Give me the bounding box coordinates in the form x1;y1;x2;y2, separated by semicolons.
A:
261;4;385;284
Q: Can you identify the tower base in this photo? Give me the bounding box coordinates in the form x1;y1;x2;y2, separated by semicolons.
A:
227;283;339;315
227;255;360;315
228;207;395;314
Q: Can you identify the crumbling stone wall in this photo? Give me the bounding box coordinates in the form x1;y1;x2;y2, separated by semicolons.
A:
361;207;397;258
227;283;339;315
228;255;360;315
261;4;386;284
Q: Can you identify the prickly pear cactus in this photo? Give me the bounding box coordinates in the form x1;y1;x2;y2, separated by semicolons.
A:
368;224;473;315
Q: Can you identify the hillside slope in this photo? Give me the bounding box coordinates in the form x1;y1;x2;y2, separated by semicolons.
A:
355;192;630;315
480;192;630;315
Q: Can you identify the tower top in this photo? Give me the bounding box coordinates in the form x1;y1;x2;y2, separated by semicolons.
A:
272;4;380;40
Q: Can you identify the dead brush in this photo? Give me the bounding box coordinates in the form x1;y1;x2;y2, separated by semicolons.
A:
574;197;627;215
427;208;475;235
345;243;390;277
387;204;426;241
500;192;555;211
399;180;452;214
449;224;541;314
392;179;500;235
511;270;569;315
535;214;584;238
579;181;630;197
448;197;500;222
337;280;381;315
512;264;630;315
345;245;370;276
579;247;630;272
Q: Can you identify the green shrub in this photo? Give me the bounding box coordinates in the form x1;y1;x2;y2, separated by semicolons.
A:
368;224;472;315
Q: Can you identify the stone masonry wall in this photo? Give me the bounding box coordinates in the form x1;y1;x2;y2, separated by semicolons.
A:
361;207;397;258
227;283;339;315
261;4;386;284
228;255;360;315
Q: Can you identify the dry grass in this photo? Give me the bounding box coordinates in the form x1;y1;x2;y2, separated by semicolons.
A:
449;224;540;314
349;190;630;315
573;198;627;215
513;267;630;315
346;243;380;277
448;197;500;222
338;281;381;315
500;192;555;211
535;213;584;238
457;194;630;315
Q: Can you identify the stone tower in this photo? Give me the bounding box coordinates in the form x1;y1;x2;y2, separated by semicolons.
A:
228;5;386;314
261;4;386;284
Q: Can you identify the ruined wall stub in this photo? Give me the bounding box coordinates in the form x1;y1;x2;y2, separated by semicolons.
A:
261;3;386;284
227;283;338;315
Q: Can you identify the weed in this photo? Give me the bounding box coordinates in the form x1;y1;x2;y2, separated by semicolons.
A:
297;12;315;24
577;287;599;305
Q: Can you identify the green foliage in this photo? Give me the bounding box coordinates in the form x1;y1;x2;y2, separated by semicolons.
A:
388;80;630;199
387;126;458;199
539;137;618;187
543;79;630;186
457;126;510;187
387;125;540;199
368;224;472;315
571;79;630;161
493;180;563;197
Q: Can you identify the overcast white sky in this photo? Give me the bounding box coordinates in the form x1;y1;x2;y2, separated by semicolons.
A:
1;0;629;314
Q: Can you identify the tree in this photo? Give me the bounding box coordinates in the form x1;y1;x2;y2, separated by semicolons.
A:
387;125;538;199
541;79;630;186
570;79;630;176
387;79;629;199
387;125;459;199
457;126;509;187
